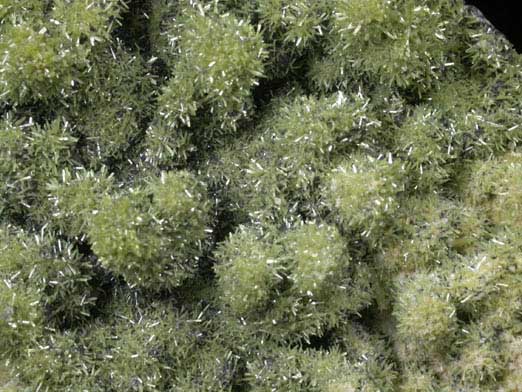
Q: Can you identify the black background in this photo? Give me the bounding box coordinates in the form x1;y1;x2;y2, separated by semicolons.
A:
465;0;522;52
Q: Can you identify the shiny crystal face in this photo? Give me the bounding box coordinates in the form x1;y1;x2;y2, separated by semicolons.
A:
1;1;522;390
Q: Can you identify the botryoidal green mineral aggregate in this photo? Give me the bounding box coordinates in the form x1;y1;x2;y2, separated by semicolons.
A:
1;0;522;390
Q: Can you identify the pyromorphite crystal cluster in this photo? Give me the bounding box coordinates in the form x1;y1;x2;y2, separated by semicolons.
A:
1;0;522;390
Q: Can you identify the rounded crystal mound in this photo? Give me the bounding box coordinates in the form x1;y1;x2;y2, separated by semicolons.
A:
1;0;522;390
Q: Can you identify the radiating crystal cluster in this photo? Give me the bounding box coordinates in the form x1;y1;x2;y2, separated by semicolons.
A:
1;0;522;390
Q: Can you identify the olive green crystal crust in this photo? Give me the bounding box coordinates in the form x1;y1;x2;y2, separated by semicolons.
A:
1;0;522;390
